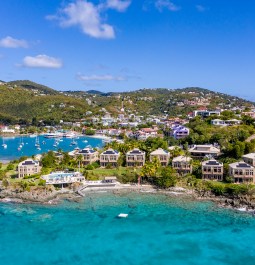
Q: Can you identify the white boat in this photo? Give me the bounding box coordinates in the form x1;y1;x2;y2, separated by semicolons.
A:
2;138;7;148
44;132;63;138
29;134;37;138
35;136;40;147
64;132;76;138
83;140;88;143
118;213;128;218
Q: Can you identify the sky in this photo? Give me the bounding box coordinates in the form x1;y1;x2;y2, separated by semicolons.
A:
0;0;255;100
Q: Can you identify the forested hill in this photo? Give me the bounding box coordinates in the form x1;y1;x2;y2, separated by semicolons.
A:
0;80;254;124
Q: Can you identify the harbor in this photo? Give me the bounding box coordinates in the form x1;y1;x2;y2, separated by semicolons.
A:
0;135;103;162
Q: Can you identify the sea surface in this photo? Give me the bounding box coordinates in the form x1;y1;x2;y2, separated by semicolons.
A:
0;192;255;265
0;135;103;162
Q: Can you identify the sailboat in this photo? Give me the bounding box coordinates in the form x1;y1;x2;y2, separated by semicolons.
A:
70;137;77;146
35;135;41;150
2;138;7;149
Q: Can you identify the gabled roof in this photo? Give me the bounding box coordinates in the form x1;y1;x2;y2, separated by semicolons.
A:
150;148;169;155
19;159;39;166
127;148;145;155
78;148;96;154
101;148;119;155
172;155;192;162
202;159;223;166
229;161;254;169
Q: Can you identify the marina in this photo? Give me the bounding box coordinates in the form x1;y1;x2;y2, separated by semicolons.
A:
0;135;103;162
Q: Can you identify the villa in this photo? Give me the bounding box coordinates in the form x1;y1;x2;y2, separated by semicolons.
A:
150;148;170;166
201;159;224;181
126;148;145;167
76;148;99;165
228;161;255;183
100;149;120;167
18;159;41;178
189;144;221;158
42;171;85;185
242;153;255;167
172;155;192;175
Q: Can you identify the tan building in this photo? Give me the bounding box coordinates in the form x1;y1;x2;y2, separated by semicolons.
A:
242;153;255;167
77;148;99;165
150;148;170;166
228;161;255;183
202;159;223;181
126;148;145;167
18;159;42;178
189;145;220;159
100;149;120;168
172;155;192;175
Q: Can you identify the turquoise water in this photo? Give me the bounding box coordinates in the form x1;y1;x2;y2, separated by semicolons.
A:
0;136;103;162
0;192;255;265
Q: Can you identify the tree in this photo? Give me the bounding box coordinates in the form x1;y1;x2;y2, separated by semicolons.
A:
156;167;177;188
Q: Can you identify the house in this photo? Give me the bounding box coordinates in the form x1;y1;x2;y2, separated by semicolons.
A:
211;119;241;126
76;148;99;165
42;171;85;185
229;161;255;183
193;110;221;118
165;125;189;139
126;148;145;167
202;159;224;181
150;148;170;166
189;145;221;158
172;155;192;175
100;149;120;167
18;159;42;178
211;119;225;126
242;153;255;167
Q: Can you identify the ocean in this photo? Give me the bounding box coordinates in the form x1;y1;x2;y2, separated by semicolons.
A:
0;192;254;265
0;135;103;163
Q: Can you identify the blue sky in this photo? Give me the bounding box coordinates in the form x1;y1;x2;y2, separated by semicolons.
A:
0;0;255;100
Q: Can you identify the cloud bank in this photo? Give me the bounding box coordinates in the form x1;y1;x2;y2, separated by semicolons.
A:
0;36;28;48
47;0;132;39
22;55;62;68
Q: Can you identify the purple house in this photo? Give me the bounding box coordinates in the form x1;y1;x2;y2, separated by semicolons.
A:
171;125;190;140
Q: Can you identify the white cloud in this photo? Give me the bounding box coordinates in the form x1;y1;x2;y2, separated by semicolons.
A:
22;55;62;68
196;5;206;12
155;0;180;12
106;0;131;12
77;73;125;81
47;0;115;39
0;36;28;48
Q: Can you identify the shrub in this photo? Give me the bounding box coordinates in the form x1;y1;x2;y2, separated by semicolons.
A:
85;164;94;170
6;163;14;171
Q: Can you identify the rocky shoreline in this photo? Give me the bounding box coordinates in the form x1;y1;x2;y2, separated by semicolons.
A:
1;185;255;214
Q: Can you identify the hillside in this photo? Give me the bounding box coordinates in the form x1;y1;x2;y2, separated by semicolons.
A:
0;80;254;124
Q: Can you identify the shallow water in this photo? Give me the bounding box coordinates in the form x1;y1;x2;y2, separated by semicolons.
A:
0;135;103;162
0;192;255;265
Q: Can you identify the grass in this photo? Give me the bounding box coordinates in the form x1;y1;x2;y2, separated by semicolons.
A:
86;166;141;180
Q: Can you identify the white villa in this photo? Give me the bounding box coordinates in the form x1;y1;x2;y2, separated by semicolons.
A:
42;171;85;185
150;148;170;166
172;155;192;175
18;159;42;178
189;145;221;158
242;153;255;167
228;161;255;183
202;159;224;181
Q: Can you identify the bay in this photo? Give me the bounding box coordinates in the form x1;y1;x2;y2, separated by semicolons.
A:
0;192;254;265
0;135;103;163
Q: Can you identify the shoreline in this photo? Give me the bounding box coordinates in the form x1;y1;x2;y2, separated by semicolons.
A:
1;184;254;214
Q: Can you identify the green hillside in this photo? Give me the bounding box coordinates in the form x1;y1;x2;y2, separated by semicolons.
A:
0;80;254;124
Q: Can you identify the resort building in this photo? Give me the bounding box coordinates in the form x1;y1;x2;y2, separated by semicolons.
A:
76;148;99;165
242;153;255;167
150;148;170;166
42;171;85;185
126;148;145;167
211;119;241;126
189;145;221;159
165;125;190;140
18;159;42;178
201;159;224;181
228;161;255;183
100;149;120;168
193;110;221;118
172;155;192;175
